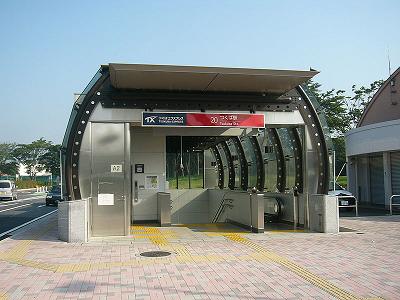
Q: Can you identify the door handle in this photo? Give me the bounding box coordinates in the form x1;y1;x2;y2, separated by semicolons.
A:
134;181;139;202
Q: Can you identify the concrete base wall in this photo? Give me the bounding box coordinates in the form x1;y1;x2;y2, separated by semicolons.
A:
58;199;88;243
170;189;209;224
308;194;339;233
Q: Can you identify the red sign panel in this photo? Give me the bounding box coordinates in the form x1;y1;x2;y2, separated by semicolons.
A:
142;112;265;128
186;113;265;128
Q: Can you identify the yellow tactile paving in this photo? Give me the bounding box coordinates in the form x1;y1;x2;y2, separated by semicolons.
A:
224;233;363;300
0;291;7;300
0;222;381;299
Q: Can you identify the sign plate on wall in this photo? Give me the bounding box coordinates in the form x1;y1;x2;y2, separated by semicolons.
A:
98;193;114;206
142;112;265;128
111;165;123;173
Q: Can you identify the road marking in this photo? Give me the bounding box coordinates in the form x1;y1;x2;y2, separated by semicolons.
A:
0;210;57;239
37;205;45;208
0;195;44;206
0;203;32;213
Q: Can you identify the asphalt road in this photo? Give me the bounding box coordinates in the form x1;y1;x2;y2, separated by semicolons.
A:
0;190;57;236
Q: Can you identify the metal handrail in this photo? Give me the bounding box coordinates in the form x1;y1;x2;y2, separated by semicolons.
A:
337;195;358;217
389;195;400;215
212;190;248;223
213;199;234;223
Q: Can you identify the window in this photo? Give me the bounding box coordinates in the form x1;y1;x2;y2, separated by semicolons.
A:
0;182;11;188
166;136;204;189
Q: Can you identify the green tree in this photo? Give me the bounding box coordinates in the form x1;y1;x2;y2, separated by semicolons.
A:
14;138;52;180
306;79;384;176
345;80;384;127
306;80;351;137
0;143;19;176
41;144;61;177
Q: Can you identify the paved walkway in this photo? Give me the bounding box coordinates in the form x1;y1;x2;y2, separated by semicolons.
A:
0;215;399;299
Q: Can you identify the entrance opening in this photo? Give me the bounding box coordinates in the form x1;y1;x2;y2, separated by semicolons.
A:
130;126;305;231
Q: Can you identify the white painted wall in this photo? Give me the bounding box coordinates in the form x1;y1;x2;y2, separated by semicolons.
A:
346;119;400;157
170;189;209;224
131;127;166;221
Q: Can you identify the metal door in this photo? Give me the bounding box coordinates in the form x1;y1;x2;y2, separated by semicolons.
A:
369;155;384;205
91;123;127;236
391;152;400;195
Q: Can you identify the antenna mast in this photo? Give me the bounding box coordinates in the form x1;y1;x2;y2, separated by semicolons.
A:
387;47;392;77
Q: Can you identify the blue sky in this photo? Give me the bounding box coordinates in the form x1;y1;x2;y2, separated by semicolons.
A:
0;0;399;143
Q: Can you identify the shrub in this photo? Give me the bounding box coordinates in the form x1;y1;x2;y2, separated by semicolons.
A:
15;179;47;189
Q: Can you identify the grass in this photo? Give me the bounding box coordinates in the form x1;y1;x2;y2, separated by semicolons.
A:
167;175;203;189
336;176;347;188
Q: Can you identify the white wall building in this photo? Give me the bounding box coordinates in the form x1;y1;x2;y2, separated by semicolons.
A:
346;67;400;208
18;164;51;177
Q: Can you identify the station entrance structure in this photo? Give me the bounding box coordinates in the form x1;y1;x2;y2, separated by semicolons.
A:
60;64;336;241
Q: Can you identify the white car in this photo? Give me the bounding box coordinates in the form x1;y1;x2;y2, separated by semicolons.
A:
329;183;356;210
0;180;17;200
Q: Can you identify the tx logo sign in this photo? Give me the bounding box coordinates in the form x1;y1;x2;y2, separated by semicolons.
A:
144;116;157;123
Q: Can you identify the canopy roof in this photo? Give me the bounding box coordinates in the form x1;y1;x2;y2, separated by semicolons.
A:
109;63;318;95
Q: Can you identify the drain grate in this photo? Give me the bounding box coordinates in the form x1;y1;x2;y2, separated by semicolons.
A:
140;251;171;258
0;234;11;241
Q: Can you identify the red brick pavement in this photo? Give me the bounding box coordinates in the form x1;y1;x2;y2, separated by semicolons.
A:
0;214;398;299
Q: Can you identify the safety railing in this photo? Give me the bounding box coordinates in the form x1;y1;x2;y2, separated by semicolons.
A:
212;190;248;223
389;195;400;215
36;186;48;193
213;200;234;223
337;195;358;217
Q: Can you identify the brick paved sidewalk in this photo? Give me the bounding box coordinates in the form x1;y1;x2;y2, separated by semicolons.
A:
0;214;399;299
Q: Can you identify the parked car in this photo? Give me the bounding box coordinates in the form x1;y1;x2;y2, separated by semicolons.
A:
329;183;356;211
0;180;17;201
45;185;62;206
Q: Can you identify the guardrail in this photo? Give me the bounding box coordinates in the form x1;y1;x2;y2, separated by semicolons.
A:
337;195;358;217
36;186;48;193
212;190;248;223
389;195;400;215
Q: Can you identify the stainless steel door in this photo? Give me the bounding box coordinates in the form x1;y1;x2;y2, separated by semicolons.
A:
369;155;384;205
91;123;126;236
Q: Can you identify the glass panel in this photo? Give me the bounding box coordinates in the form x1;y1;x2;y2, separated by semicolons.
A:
0;182;10;188
241;137;257;189
205;149;219;188
166;136;204;189
62;70;102;149
328;153;334;191
50;186;61;193
258;130;277;192
277;128;295;193
227;139;241;189
166;153;178;189
301;84;333;151
189;151;204;188
177;152;190;189
217;144;229;188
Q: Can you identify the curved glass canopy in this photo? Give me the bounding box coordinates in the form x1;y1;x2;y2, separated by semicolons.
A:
61;64;331;200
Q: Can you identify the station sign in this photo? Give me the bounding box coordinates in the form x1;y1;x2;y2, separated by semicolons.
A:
142;112;265;128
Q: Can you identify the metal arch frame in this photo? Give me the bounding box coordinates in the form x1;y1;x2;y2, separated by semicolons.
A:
288;127;304;193
65;68;111;200
210;145;224;189
268;128;286;193
249;136;264;191
296;86;330;194
63;67;330;198
219;141;235;190
231;137;248;190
